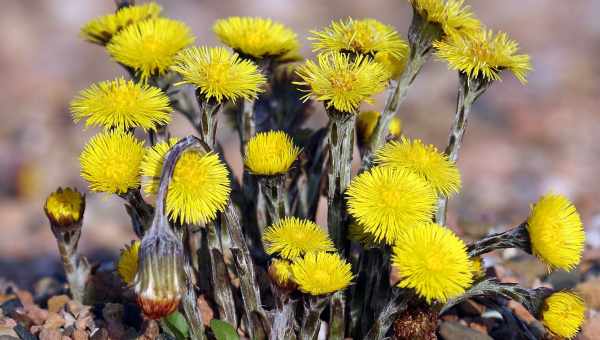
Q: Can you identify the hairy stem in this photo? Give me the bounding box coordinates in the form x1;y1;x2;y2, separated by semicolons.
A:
53;229;90;304
196;94;221;148
328;291;345;340
467;223;530;258
261;176;289;225
207;224;238;327
121;188;154;238
299;296;328;340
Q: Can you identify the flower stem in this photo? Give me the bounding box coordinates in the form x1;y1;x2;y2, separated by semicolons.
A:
52;228;91;304
181;256;207;340
196;93;221;148
327;109;356;253
435;74;491;225
207;224;238;327
467;223;530;258
299;296;328;340
121;188;154;238
328;291;345;340
261;176;289;224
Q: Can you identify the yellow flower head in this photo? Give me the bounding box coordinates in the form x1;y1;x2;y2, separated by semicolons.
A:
375;138;461;197
392;223;473;303
356;111;380;143
263;217;335;259
213;17;300;60
171;46;266;102
269;259;294;287
374;51;407;80
80;2;162;45
541;291;585;339
290;252;353;295
140;138;231;224
409;0;481;40
118;240;140;285
244;131;301;176
346;166;437;244
389;117;402;137
295;53;389;113
44;187;85;228
107;18;195;82
70;78;172;131
434;30;532;84
80;131;144;194
526;194;585;271
310;18;408;59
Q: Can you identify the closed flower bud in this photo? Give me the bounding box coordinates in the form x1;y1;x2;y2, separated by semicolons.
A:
134;230;185;319
44;187;85;233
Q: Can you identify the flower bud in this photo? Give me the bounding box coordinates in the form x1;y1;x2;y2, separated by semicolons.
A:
268;259;297;291
134;230;185;319
44;187;85;233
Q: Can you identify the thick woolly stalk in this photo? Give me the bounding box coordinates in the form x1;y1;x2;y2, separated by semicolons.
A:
467;223;530;258
326;109;356;252
52;229;91;304
435;73;491;225
207;225;238;327
299;296;329;340
328;291;345;340
260;176;289;225
121;188;154;238
196;94;221;148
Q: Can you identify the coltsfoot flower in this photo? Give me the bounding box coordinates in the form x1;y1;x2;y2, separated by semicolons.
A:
346;166;437;244
244;131;301;176
290;252;353;295
80;131;145;194
118;240;140;285
80;2;162;45
392;223;472;303
268;258;295;289
374;51;407;80
263;217;334;259
213;17;300;60
70;78;172;131
140;138;231;225
172;46;266;102
409;0;481;40
356;111;401;143
541;291;585;339
44;187;85;231
434;30;532;84
295;52;389;113
310;18;408;59
107;18;195;82
527;194;585;271
375;138;462;197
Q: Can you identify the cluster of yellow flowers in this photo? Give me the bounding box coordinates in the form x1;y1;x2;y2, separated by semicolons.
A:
42;1;586;339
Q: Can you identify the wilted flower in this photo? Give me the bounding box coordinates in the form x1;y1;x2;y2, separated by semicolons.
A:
213;17;300;60
392;223;472;303
263;217;335;259
244;131;301;176
107;18;195;81
80;131;145;194
44;187;85;231
540;291;585;339
434;30;531;84
375;138;462;197
70;78;172;131
118;240;140;285
80;2;162;45
290;252;353;295
527;194;585;271
295;52;389;113
140;138;231;225
171;46;266;102
346;166;437;244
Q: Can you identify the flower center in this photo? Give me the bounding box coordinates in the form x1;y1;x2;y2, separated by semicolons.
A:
331;72;357;92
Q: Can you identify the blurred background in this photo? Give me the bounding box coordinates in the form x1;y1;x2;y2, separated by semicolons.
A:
1;0;599;308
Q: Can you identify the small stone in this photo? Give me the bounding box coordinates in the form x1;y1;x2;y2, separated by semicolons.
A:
439;321;493;340
39;328;63;340
25;305;49;325
138;320;159;340
47;295;71;314
72;329;89;340
67;301;85;317
458;299;486;316
44;313;66;330
15;290;34;309
468;322;488;334
507;300;535;324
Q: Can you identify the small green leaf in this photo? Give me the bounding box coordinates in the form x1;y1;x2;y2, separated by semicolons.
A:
210;319;239;340
164;311;189;340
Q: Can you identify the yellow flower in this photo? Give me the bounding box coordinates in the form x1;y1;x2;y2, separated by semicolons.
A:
295;52;389;113
269;259;294;287
310;18;408;59
107;18;195;82
290;252;353;295
44;187;85;228
70;78;172;131
171;46;266;102
118;240;140;285
80;131;144;194
346;166;437;244
356;111;380;143
374;51;407;80
392;223;473;303
244;131;301;175
80;2;162;45
434;30;532;84
263;217;335;260
527;194;585;271
213;17;299;60
541;291;585;339
140;138;231;224
409;0;481;40
375;138;461;197
389;117;402;137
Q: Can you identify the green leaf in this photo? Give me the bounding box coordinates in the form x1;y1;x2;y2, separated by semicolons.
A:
164;311;190;340
210;319;239;340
